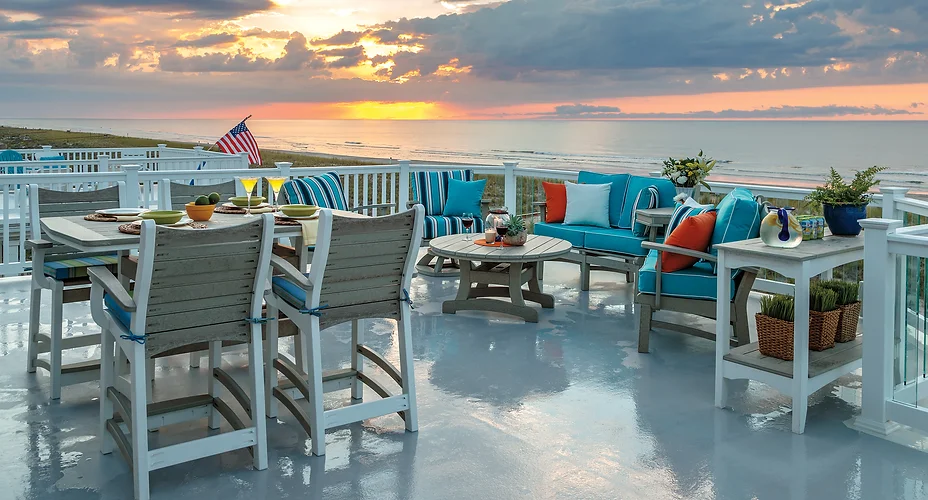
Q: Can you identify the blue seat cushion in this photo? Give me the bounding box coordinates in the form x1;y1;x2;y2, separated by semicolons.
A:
709;188;762;259
637;250;738;300
411;170;473;216
577;171;629;228
43;254;119;280
582;227;651;257
281;172;348;210
423;215;484;240
272;275;308;309
104;292;132;330
533;222;586;248
619;176;677;229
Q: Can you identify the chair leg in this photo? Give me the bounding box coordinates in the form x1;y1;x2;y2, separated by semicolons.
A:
100;326;115;455
580;260;591;291
264;302;279;418
27;286;42;373
188;352;200;368
306;318;326;456
248;326;269;470
350;319;363;400
50;281;64;400
130;346;150;500
397;307;418;432
207;341;222;430
638;304;653;353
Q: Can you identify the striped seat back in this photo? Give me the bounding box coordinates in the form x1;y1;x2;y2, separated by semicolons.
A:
281;172;348;210
316;208;422;329
134;216;272;357
411;170;473;216
164;180;236;209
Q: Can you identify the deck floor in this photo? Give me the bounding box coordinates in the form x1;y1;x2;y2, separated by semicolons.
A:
1;258;927;500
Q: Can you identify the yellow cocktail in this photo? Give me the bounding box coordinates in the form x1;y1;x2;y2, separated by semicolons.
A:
266;177;286;210
238;177;259;217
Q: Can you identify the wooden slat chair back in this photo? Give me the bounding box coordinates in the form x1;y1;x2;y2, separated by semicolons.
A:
26;182;126;401
159;179;236;210
265;206;424;457
90;214;274;500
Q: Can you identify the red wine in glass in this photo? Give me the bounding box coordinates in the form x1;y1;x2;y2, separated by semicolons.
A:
462;213;474;240
496;225;509;240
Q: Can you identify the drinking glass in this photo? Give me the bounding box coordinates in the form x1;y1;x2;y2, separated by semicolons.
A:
238;176;259;217
461;212;474;241
266;176;286;211
495;217;509;243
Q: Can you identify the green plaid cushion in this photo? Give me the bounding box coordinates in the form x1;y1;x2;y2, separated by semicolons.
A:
43;255;119;281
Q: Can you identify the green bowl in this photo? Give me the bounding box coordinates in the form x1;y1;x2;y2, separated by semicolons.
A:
140;210;185;224
280;204;319;217
229;196;266;207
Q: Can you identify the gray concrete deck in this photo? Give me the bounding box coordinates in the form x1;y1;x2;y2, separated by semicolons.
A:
1;260;927;500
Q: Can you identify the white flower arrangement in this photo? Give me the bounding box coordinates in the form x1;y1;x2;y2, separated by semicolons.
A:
661;150;716;189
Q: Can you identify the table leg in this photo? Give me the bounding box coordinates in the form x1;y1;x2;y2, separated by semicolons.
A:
522;263;555;308
441;261;540;322
792;265;811;434
508;263;526;308
715;252;732;409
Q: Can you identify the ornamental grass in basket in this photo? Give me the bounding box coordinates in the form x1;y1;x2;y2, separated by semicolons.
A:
819;280;861;342
756;286;840;361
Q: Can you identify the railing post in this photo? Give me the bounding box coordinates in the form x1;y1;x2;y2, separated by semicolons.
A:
122;164;142;208
503;161;518;212
398;160;410;209
238;152;250;169
880;186;909;221
851;218;903;437
275;162;292;179
98;154;109;173
881;186;911;385
41;145;52;155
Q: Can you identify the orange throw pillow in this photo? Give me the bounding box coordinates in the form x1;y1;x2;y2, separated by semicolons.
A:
542;182;567;223
661;211;717;272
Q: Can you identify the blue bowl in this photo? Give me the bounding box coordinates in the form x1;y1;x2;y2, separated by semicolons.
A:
823;203;867;236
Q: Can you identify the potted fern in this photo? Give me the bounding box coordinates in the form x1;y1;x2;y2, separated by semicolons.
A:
756;286;840;360
819;280;860;342
806;166;885;236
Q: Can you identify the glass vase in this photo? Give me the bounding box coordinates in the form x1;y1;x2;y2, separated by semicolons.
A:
760;206;803;248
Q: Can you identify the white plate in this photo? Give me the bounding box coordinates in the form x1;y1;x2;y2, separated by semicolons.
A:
132;217;192;227
97;208;148;216
222;202;269;209
277;213;320;221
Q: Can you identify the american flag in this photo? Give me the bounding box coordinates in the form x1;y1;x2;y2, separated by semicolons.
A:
216;118;261;165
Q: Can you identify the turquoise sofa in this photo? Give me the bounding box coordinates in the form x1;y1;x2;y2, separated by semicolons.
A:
533;172;677;290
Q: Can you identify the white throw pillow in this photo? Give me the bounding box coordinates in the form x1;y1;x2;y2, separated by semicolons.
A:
564;182;611;228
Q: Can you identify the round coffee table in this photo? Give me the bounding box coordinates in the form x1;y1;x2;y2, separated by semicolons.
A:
429;234;572;322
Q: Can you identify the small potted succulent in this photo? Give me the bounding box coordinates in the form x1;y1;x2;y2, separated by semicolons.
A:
806;166;884;236
662;149;715;200
185;192;220;221
502;215;528;246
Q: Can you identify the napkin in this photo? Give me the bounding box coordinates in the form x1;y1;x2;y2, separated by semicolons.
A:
249;206;276;214
299;220;318;246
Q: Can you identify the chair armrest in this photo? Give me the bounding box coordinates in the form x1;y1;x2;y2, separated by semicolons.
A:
532;201;547;221
641;241;717;262
26;239;53;250
351;203;394;214
532;201;547;207
407;200;420;209
88;267;135;312
270;254;311;288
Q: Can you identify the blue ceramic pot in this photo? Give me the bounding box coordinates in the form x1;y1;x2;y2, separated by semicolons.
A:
823;203;867;236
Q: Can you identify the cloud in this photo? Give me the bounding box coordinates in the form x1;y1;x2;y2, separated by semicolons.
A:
173;32;239;48
313;30;365;46
533;104;922;119
912;102;924;108
319;45;367;68
159;32;326;72
554;103;621;115
1;0;276;20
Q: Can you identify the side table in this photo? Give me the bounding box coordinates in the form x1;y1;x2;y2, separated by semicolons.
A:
635;207;675;242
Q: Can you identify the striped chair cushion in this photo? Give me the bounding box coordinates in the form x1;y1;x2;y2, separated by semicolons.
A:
44;254;119;281
630;185;660;237
281;172;348;210
411;170;473;216
423;215;485;240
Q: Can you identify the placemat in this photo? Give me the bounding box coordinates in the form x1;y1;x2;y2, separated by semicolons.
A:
274;216;301;226
215;205;247;214
85;213;118;222
473;239;516;247
118;222;207;234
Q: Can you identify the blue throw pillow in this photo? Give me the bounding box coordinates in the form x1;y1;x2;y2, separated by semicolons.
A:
577;171;629;228
442;178;486;216
709;188;762;259
564;182;611;227
630;186;660;237
619;176;676;229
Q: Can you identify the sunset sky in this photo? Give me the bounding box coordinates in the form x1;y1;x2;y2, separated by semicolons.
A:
0;0;926;120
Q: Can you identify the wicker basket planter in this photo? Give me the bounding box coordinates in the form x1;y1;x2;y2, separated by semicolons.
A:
755;310;841;361
835;301;861;343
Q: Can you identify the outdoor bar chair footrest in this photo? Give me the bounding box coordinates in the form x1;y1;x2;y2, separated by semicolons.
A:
34;358;100;375
213;367;252;418
106;418;134;471
272;387;316;439
356;344;403;386
110;393;215;423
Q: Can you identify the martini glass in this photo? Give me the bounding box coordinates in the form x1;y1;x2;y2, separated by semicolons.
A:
266;176;286;211
238;176;259;217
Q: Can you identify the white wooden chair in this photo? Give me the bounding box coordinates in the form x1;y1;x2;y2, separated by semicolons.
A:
88;214;274;500
26;183;126;400
157;179;237;210
265;206;424;456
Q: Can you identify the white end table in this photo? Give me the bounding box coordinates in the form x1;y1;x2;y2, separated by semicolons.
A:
714;234;864;434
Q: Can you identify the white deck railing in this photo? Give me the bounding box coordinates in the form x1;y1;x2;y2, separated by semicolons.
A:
2;144;247;175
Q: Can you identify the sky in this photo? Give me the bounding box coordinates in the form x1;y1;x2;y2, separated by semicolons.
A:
0;0;926;120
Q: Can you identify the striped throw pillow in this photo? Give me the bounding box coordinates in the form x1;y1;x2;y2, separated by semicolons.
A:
411;170;473;216
281;172;348;210
667;203;715;236
631;186;660;237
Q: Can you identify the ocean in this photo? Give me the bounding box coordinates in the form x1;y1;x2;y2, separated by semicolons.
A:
3;118;926;189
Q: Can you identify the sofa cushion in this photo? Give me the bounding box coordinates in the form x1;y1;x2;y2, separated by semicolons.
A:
564;182;611;227
44;254;119;281
630;185;659;237
533;222;586;248
638;250;737;301
577;171;629;227
619;176;677;229
422;215;485;240
282;172;348;210
662;211;717;272
442;178;486;217
582;226;651;257
709;188;762;259
411;170;473;216
542;181;567;223
667;203;715;235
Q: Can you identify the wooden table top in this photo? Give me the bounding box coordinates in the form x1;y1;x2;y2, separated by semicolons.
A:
714;233;863;262
429;234;571;263
635;207;675;223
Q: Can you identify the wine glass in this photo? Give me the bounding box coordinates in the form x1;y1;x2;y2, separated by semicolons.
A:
266;176;286;211
461;212;474;241
238;176;259;217
495;217;509;244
